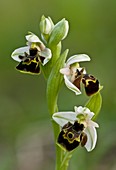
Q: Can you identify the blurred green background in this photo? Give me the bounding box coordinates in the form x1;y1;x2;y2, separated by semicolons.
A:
0;0;116;170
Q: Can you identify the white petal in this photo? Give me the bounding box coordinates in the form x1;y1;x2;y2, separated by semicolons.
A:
75;106;94;119
26;32;42;43
84;108;94;119
52;111;76;127
11;46;29;62
60;67;71;76
74;106;83;114
66;54;91;66
39;48;52;65
84;126;97;152
64;75;81;95
89;120;99;128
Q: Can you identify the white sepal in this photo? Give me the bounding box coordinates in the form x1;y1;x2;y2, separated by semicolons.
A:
64;75;81;95
52;111;76;127
26;32;42;43
39;48;52;65
66;54;91;66
11;46;29;62
84;126;97;152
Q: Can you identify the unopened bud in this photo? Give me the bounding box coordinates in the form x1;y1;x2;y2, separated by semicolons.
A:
40;15;53;35
48;18;69;46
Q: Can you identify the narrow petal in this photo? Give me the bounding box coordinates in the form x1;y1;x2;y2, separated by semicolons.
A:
64;75;81;95
82;107;94;119
60;67;71;76
74;106;83;114
89;120;99;128
11;46;29;62
74;106;94;119
83;109;94;119
26;32;42;43
84;126;97;152
39;48;52;65
52;111;76;127
66;54;91;66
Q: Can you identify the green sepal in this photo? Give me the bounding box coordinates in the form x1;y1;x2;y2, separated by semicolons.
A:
47;49;69;115
85;92;102;120
48;19;69;47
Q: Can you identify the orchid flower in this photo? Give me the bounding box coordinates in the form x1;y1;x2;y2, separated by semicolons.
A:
11;32;52;74
60;54;90;95
52;106;99;152
60;54;100;96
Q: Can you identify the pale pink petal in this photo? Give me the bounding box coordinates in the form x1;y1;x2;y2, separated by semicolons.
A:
60;67;71;75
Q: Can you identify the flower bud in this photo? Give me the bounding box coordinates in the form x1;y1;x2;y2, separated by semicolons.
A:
40;15;54;35
48;18;69;46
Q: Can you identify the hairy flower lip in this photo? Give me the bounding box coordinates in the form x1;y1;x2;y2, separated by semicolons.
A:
57;121;86;151
82;74;100;96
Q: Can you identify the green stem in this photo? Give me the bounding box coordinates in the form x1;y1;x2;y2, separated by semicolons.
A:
41;42;61;79
49;102;63;170
46;47;70;169
60;151;73;170
50;105;72;170
52;120;62;170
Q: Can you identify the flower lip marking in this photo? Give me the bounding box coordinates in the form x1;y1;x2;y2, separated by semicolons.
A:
16;60;40;74
57;121;87;151
67;132;74;139
82;74;99;96
15;47;41;74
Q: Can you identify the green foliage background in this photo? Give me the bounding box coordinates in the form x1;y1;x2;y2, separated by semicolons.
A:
0;0;116;170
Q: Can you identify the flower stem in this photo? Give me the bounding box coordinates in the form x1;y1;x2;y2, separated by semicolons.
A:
52;120;62;170
52;107;72;170
60;151;73;170
46;45;70;169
